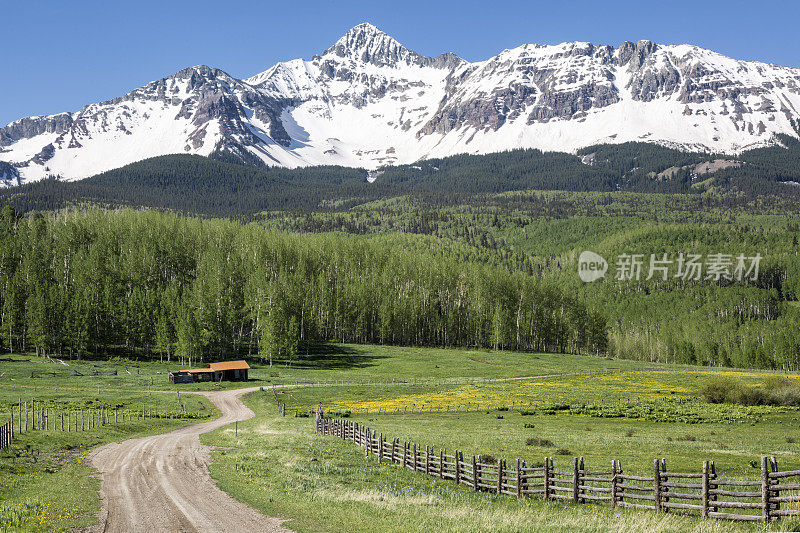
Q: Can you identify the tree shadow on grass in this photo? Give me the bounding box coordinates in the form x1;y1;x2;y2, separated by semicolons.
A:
271;342;388;370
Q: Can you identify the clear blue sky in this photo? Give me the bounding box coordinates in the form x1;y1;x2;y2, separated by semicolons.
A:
3;0;799;127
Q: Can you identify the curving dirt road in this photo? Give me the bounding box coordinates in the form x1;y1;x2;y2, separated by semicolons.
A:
87;387;290;533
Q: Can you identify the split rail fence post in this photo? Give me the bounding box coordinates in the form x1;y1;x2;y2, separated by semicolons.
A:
611;460;618;507
516;458;522;499
654;459;662;512
761;456;769;523
573;457;580;503
497;459;503;494
425;446;430;475
770;456;779;517
543;457;551;500
701;460;710;518
661;458;669;513
473;455;479;491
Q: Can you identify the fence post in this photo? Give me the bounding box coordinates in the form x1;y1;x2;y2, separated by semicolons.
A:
455;450;461;484
544;457;551;500
770;457;779;517
473;455;479;491
701;460;709;519
661;458;669;513
709;461;717;513
497;459;503;494
425;446;430;475
516;458;522;498
573;457;580;503
440;449;445;479
761;456;769;523
653;459;661;511
611;460;618;508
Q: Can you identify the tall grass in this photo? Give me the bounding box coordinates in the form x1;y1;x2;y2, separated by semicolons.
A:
701;376;800;406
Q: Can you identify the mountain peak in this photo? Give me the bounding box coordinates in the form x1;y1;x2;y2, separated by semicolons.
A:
324;23;419;67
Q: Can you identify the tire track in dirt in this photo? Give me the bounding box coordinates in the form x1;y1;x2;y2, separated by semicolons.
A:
86;387;290;533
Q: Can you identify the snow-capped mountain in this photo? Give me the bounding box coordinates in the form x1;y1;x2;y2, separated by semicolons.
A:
2;23;800;184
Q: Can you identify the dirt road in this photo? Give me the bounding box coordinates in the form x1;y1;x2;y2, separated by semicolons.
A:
87;387;290;533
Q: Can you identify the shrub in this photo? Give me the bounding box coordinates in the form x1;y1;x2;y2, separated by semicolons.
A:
555;449;572;456
523;423;535;429
525;437;554;447
519;410;536;416
481;455;497;464
701;376;800;406
701;376;745;404
625;429;634;437
676;434;696;441
496;415;504;419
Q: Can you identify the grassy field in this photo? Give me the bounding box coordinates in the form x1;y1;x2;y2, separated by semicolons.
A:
200;345;800;531
202;393;799;533
0;356;220;532
3;345;800;531
0;345;648;392
279;368;800;476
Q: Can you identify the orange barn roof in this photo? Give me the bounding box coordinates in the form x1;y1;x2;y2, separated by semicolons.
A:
182;368;215;373
209;360;250;371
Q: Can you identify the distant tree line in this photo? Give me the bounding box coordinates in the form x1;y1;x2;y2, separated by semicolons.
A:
0;207;607;364
3;137;800;217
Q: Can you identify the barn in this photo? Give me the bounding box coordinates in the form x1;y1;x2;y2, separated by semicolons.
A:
209;360;250;381
168;360;250;383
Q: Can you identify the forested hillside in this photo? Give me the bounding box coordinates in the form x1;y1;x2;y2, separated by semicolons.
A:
262;192;800;370
3;139;800;216
1;140;800;370
0;207;606;363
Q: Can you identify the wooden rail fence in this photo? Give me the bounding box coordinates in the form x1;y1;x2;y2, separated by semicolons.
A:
315;414;800;523
0;400;199;450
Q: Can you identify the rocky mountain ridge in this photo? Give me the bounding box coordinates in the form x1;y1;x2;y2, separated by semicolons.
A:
2;23;800;184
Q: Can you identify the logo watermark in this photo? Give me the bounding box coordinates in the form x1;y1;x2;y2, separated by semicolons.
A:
578;251;762;283
578;251;608;283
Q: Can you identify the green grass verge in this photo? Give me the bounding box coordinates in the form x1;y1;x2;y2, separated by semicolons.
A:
203;392;800;532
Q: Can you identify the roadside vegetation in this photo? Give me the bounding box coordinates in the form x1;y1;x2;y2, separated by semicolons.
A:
202;392;799;532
